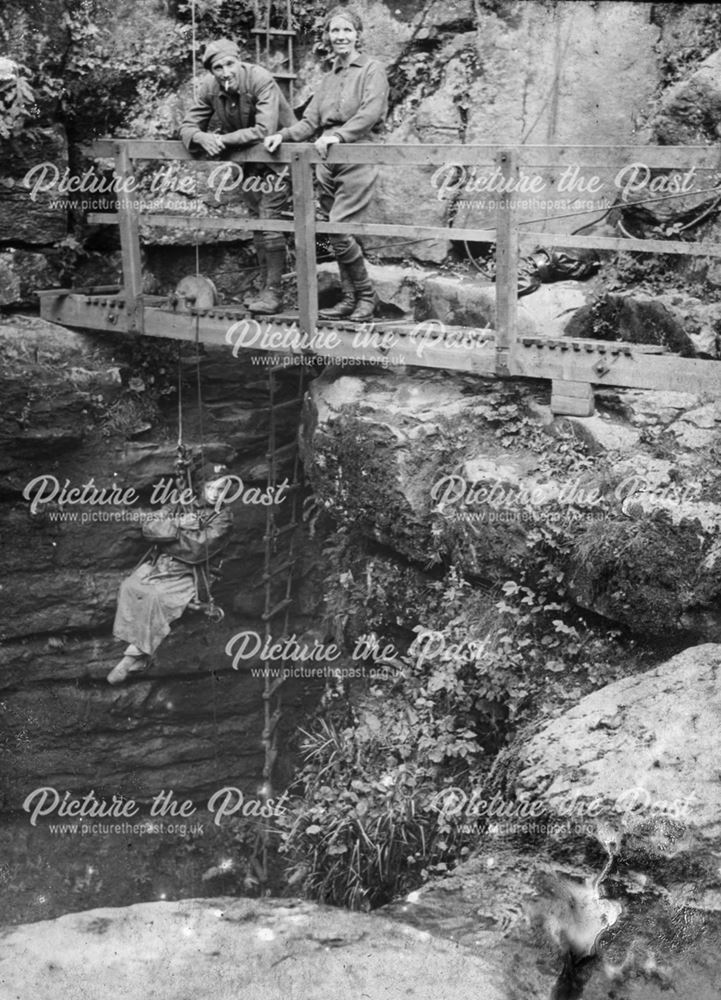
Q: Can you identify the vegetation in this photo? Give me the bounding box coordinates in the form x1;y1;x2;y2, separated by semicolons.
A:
272;400;651;910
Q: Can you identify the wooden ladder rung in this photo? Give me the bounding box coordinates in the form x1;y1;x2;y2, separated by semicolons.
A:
262;677;286;698
262;597;293;621
267;397;303;412
262;558;296;582
251;27;296;36
263;521;297;542
266;442;297;461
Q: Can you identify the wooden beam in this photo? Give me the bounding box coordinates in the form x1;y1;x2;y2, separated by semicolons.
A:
290;149;318;336
494;150;518;376
87;213;295;233
511;344;721;395
114;143;144;334
84;139;721;171
87;204;721;260
34;292;721;397
521;229;721;259
551;379;594;416
87;211;496;246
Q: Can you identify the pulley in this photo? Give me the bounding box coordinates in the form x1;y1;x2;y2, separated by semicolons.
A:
172;274;218;311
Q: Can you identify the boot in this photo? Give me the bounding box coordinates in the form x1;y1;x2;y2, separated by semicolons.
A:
319;263;356;319
247;245;285;314
244;233;267;306
107;652;150;685
346;256;377;322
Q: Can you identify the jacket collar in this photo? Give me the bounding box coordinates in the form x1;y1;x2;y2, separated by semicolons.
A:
331;51;368;72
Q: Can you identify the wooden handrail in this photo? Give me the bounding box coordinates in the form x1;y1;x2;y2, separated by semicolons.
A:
86;138;721;170
87;137;721;362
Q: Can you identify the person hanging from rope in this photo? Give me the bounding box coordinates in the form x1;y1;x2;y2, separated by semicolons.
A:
179;39;296;314
264;7;388;321
107;460;234;685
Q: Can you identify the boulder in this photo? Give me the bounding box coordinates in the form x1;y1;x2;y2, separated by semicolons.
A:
565;292;697;356
515;644;721;856
384;837;721;1000
0;896;513;1000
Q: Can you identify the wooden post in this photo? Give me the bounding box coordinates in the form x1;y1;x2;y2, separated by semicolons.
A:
290;148;318;337
551;379;595;416
494;149;518;377
114;142;144;334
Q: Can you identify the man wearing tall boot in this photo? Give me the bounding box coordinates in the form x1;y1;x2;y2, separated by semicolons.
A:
180;39;295;314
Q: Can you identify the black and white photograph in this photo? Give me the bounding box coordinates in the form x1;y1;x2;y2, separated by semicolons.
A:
1;1;720;997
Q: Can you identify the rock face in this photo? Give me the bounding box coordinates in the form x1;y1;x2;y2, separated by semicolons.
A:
378;644;721;1000
515;644;721;855
0;896;513;1000
439;3;660;240
384;841;721;1000
0;317;322;808
0;128;69;244
301;366;721;637
653;47;721;144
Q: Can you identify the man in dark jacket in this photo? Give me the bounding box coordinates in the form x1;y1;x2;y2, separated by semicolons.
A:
180;39;295;313
107;463;234;685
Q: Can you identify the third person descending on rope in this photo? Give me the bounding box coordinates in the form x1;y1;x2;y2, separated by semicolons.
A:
264;6;388;321
179;39;296;314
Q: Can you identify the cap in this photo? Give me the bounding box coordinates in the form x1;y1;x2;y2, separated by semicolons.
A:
197;461;230;485
202;39;240;69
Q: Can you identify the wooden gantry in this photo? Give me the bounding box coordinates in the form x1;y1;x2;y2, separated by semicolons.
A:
38;140;721;411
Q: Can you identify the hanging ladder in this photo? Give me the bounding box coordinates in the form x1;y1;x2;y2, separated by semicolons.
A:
252;0;297;103
254;361;305;887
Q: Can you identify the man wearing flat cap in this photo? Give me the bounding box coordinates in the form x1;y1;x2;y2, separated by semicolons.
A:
180;40;295;314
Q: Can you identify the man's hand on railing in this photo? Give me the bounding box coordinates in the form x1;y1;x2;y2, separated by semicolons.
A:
194;132;227;156
315;133;340;160
264;133;283;153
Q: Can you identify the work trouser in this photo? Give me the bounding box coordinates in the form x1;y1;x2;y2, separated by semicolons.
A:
242;164;291;254
316;160;378;263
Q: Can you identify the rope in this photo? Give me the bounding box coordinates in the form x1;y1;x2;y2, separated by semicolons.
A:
177;355;184;449
191;0;199;102
461;182;721;272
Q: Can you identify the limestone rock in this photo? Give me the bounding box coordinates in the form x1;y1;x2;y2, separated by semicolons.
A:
515;644;721;855
0;896;512;1000
653;292;721;358
420;274;538;333
565;292;696;356
0;250;66;306
453;3;660;233
302;366;721;637
385;845;721;1000
518;282;589;339
366;125;451;264
0;127;69;244
653;47;721;144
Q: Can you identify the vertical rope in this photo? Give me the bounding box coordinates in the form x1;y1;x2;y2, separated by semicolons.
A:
191;0;199;101
191;0;200;276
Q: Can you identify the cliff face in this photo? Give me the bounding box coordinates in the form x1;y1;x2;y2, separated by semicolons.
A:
301;364;721;639
0;316;323;808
